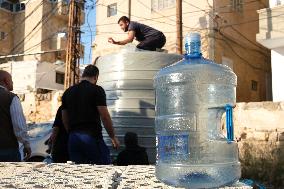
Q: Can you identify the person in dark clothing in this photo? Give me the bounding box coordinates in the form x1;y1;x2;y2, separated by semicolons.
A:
0;70;31;162
108;16;166;51
116;132;149;166
61;65;120;164
48;106;69;163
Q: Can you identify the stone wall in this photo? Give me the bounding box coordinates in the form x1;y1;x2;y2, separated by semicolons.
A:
233;102;284;188
22;90;63;123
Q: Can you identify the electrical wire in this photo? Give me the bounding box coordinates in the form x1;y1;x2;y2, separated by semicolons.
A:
215;35;266;71
91;0;274;72
1;0;34;27
24;33;59;54
10;5;60;54
182;0;271;58
1;0;275;73
81;0;265;29
85;0;98;64
3;0;44;40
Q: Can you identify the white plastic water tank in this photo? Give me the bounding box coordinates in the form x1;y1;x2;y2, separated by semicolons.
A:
96;46;182;164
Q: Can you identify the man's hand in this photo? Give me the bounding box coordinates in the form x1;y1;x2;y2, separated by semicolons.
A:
108;37;116;44
48;133;56;145
111;137;120;149
108;32;134;45
98;106;120;150
48;127;59;145
23;145;31;161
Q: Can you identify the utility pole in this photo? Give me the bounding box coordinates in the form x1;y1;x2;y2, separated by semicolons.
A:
128;0;131;20
64;0;83;89
176;0;183;54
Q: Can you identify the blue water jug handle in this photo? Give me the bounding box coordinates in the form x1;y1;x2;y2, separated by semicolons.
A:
225;104;234;141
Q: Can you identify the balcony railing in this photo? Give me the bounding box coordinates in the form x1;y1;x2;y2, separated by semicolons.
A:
256;5;284;49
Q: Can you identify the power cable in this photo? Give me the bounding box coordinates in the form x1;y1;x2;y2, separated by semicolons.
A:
24;33;59;54
216;34;266;71
85;0;99;64
88;0;270;30
10;6;60;54
1;0;33;27
182;0;270;60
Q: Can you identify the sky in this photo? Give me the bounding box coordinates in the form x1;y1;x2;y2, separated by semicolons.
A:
81;5;96;65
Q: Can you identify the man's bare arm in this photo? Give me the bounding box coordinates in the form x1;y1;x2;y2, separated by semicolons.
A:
108;31;135;45
97;106;120;149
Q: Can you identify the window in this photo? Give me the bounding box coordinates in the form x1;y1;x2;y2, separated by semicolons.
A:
15;3;25;12
251;80;258;91
152;0;175;11
0;1;13;11
56;72;65;85
0;32;5;41
230;0;243;12
15;3;20;11
107;3;117;17
0;1;25;12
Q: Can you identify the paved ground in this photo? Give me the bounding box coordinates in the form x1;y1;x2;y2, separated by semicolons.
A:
0;163;252;189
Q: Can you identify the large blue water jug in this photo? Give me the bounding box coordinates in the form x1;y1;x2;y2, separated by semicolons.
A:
154;33;241;188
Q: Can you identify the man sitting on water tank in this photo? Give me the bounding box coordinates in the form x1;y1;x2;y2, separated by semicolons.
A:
116;132;149;166
108;16;166;51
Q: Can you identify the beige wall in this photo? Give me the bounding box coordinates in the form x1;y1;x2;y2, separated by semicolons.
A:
20;0;44;59
11;61;37;93
21;0;52;61
0;62;12;73
0;61;64;93
213;0;271;102
36;61;65;90
0;9;14;57
40;1;69;63
0;8;26;61
13;11;25;61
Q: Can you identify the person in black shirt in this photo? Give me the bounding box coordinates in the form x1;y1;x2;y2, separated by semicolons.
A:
61;65;120;164
116;132;149;166
48;106;69;163
108;16;166;51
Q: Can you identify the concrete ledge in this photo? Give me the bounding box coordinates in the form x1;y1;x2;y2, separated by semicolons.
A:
0;163;251;189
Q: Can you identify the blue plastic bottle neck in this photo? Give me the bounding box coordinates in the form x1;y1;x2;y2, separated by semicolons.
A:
185;38;202;60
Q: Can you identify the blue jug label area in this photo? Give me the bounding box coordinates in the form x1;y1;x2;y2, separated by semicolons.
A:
158;134;189;160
